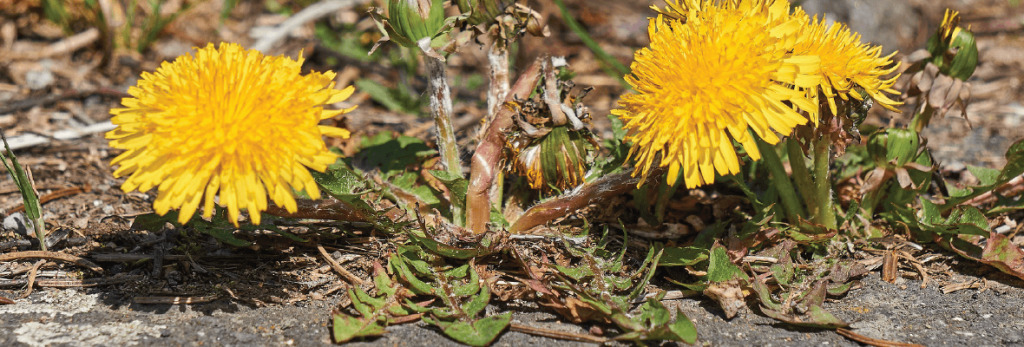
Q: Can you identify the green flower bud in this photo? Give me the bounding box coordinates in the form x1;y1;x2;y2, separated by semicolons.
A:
867;129;920;168
456;0;512;26
385;0;446;48
926;9;978;80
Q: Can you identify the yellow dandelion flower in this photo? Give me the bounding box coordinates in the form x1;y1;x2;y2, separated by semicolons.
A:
106;43;356;226
792;10;902;114
613;3;821;188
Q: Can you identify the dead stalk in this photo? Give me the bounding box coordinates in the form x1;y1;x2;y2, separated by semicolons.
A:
0;250;104;273
466;59;545;234
486;43;511;208
486;43;511;124
508;169;662;234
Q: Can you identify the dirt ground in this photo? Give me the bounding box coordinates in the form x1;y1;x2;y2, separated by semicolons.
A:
2;0;1024;346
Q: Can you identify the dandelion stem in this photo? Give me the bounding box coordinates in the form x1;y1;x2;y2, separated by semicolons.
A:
785;139;817;214
811;134;837;229
755;137;805;225
424;55;464;225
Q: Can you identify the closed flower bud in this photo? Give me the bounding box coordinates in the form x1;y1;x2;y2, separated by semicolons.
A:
385;0;447;48
926;9;978;80
867;129;919;168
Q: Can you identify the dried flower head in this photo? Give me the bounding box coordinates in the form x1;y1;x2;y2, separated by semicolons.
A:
505;62;596;192
106;43;356;226
614;1;821;188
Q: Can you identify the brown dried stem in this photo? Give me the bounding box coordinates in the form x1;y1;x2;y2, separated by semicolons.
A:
0;250;103;274
508;168;663;234
466;58;544;234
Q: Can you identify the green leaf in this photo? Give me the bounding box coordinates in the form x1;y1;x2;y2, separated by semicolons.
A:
885;128;919;167
407;230;502;259
433;312;512;347
310;158;370;198
131;212;180;233
390;171;443;209
553;264;593;281
193;223;253;247
948;206;990;231
628;244;663;301
760;305;848;329
430;169;469;216
332;313;386;343
750;274;783;311
666;309;698;344
941;138;1024;209
770;263;795;286
707;245;747;282
0;132;40;220
967;165;1001;186
357;132;436;178
460;275;490;317
390;253;436;295
354;78;424;114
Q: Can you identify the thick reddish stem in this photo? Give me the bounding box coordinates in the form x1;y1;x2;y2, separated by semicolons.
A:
466;58;544;234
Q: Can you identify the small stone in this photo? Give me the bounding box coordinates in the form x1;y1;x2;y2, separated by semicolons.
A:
3;212;30;235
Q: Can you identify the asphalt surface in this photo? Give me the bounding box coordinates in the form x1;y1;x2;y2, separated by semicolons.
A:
3;270;1023;346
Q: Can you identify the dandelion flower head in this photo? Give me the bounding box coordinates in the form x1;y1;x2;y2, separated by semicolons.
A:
106;43;356;226
791;9;902;114
614;1;821;188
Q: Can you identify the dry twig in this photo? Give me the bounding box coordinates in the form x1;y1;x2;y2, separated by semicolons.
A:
133;296;219;305
18;260;46;299
6;185;91;214
0;274;141;288
251;0;370;53
0;251;103;273
316;244;366;286
0;28;99;60
836;328;925;347
509;323;607;344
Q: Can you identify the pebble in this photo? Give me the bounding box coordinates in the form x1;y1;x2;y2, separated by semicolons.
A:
25;66;55;90
2;212;30;235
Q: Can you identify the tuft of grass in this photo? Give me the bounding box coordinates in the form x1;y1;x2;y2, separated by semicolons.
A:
0;130;46;251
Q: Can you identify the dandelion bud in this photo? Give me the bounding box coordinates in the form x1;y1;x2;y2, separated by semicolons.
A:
926;9;978;80
867;129;919;168
385;0;447;48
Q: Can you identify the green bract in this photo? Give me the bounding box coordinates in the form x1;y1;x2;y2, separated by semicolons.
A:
386;0;447;48
867;128;920;168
